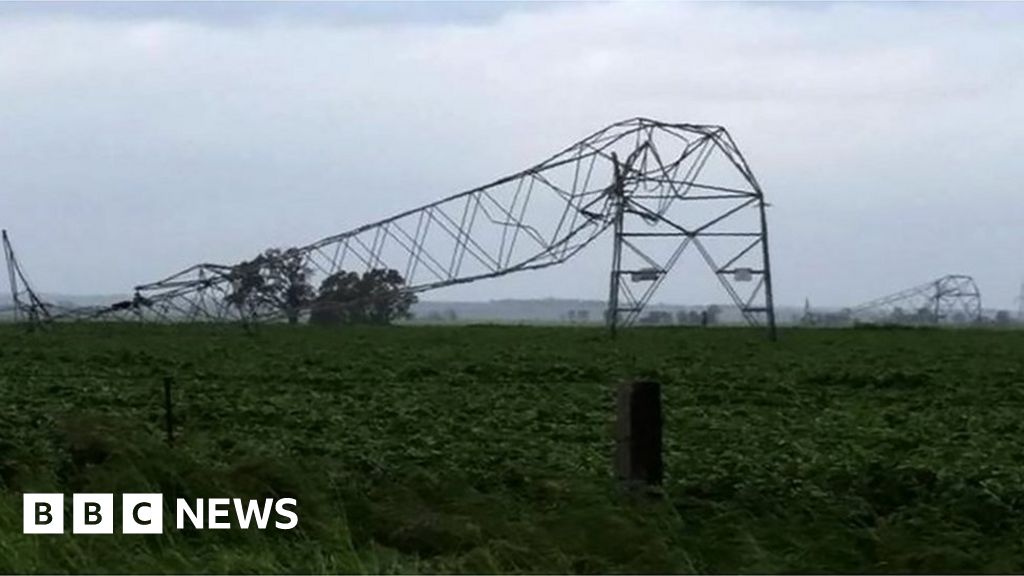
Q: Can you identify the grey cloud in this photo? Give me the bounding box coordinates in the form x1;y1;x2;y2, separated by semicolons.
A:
0;1;559;28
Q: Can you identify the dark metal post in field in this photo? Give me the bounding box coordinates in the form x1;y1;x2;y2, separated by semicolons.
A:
615;380;663;486
163;375;175;446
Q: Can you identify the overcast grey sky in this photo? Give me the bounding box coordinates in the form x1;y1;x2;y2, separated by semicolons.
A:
1;1;1022;308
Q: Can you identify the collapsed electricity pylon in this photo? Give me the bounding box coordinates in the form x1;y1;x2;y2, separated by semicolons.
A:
2;230;52;324
1017;281;1024;321
86;118;776;336
851;274;982;324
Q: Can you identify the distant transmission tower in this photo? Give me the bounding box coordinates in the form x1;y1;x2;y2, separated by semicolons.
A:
2;230;51;324
1017;281;1024;321
852;274;982;324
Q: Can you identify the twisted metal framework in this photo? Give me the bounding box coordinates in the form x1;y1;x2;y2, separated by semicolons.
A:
1016;281;1024;321
851;274;982;324
71;118;776;334
2;230;52;323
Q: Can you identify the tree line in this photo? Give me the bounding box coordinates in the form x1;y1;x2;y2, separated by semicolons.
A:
225;248;416;325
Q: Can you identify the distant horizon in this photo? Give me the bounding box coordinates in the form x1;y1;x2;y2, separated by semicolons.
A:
5;292;1017;316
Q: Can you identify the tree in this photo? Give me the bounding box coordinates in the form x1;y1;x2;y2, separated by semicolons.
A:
639;310;672;325
889;306;906;323
310;268;417;326
309;270;360;325
225;248;314;324
226;256;269;320
913;306;937;324
705;304;722;326
677;309;701;325
263;248;315;324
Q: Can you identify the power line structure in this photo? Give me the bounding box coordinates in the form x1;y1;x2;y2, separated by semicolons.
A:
1017;281;1024;321
40;118;778;336
851;274;982;324
2;230;52;324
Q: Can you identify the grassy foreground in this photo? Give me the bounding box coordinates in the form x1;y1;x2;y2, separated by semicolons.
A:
1;323;1024;573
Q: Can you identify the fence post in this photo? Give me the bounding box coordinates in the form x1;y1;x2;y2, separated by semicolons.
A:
615;379;663;487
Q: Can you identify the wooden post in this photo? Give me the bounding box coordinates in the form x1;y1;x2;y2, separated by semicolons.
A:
615;380;663;486
163;375;175;446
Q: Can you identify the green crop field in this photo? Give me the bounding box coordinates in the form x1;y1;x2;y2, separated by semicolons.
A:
1;324;1024;573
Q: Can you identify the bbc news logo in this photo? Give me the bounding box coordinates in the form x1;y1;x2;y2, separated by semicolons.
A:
23;493;298;534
